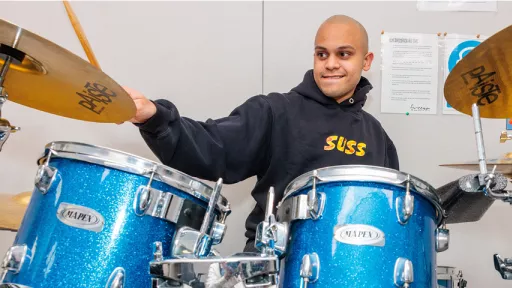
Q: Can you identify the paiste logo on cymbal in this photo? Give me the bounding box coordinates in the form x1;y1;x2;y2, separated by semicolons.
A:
76;81;117;115
460;65;502;106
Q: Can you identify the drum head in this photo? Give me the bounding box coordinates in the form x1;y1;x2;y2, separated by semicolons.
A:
38;141;230;212
281;165;444;225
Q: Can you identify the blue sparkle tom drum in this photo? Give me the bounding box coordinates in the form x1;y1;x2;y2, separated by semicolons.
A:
276;165;446;288
0;141;230;288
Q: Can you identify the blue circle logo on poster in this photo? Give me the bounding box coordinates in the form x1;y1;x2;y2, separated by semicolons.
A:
446;39;482;108
447;40;482;72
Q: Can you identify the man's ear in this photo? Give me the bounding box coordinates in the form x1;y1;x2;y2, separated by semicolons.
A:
363;52;374;71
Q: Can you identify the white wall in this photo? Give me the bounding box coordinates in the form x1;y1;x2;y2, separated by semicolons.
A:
0;1;511;287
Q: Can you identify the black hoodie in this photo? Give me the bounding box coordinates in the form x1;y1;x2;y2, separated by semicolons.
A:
136;69;399;252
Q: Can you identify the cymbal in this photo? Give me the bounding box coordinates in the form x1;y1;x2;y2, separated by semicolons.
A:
444;25;512;118
440;153;512;176
0;18;136;123
0;191;31;231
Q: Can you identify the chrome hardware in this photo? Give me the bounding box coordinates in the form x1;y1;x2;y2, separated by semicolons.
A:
0;27;22;153
255;187;288;257
105;267;125;288
210;221;227;245
470;104;512;203
172;179;224;258
172;226;212;258
494;254;512;279
472;104;488;178
0;117;19;152
133;185;177;222
0;284;32;288
133;172;228;234
481;166;512;203
396;175;414;225
307;170;325;220
134;167;157;216
279;165;444;226
1;245;29;274
201;178;223;235
436;222;450;252
500;131;512;143
134;186;152;216
40;141;231;219
300;253;320;288
34;150;57;194
277;192;326;224
150;252;279;288
394;257;413;287
153;242;163;262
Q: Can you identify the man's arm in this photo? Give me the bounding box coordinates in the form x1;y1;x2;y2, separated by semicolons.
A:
135;95;273;184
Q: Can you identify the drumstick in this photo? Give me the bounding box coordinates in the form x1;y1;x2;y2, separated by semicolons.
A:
62;0;101;69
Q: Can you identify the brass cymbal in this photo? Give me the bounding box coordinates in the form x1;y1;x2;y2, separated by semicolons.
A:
0;191;31;231
440;153;512;176
444;25;512;118
0;18;135;123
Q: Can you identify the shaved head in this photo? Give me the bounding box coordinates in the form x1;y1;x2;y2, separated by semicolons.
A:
316;15;369;54
313;15;373;102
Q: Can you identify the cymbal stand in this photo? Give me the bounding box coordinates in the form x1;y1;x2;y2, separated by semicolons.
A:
0;27;22;152
472;104;512;279
471;103;512;201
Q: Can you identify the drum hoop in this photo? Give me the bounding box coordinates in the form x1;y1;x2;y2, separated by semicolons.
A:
38;141;230;212
281;165;445;225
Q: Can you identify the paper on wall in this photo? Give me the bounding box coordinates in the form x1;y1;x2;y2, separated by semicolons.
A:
442;34;488;115
417;0;497;12
380;32;439;115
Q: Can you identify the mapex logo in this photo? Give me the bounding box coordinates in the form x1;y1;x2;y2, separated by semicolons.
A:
334;224;385;247
57;203;105;232
446;39;483;108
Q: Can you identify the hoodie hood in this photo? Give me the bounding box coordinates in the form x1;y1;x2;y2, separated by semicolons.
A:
291;69;373;112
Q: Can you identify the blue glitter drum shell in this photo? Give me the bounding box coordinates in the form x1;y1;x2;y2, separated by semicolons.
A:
1;142;227;288
277;166;443;288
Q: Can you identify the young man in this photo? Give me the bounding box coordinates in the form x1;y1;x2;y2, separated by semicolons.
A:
124;15;399;253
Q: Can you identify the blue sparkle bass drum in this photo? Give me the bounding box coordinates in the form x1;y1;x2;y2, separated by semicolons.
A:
275;165;447;288
0;141;230;288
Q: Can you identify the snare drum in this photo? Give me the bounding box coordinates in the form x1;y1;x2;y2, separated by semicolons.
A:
437;266;466;288
1;141;230;288
276;165;445;288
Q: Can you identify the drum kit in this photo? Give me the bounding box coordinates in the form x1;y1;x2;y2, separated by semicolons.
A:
0;4;511;287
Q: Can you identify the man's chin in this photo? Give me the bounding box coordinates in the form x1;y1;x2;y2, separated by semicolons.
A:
320;88;343;98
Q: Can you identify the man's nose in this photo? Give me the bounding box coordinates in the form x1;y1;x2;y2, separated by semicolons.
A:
326;55;340;70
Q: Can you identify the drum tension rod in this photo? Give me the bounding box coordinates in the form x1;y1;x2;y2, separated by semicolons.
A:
307;170;325;220
397;175;414;225
34;149;57;194
135;167;157;215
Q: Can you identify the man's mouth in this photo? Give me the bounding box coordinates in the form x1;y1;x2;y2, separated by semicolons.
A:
322;75;344;79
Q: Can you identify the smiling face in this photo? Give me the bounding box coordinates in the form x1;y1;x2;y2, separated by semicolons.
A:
313;16;374;103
